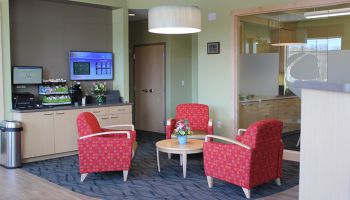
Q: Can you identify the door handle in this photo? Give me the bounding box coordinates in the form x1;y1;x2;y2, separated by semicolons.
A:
141;89;148;93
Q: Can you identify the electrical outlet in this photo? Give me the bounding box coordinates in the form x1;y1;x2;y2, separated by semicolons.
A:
217;121;222;128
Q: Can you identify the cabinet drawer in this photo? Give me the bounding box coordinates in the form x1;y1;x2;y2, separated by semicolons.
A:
97;115;110;127
109;105;132;115
259;102;275;113
109;113;132;125
85;107;108;116
240;103;258;113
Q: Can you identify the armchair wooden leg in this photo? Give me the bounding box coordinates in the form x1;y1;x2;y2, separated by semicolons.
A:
80;173;88;182
180;154;183;166
242;188;251;199
275;178;281;186
168;153;171;159
207;176;213;188
123;170;129;181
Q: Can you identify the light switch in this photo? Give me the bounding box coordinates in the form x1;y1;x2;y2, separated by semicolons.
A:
208;13;216;21
181;80;185;86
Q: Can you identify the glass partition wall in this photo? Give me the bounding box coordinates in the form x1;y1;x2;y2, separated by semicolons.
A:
238;4;350;152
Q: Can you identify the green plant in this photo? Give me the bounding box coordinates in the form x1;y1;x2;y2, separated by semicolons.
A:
91;82;107;96
174;119;192;136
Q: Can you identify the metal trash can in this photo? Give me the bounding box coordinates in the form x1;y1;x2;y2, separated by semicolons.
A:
0;120;23;168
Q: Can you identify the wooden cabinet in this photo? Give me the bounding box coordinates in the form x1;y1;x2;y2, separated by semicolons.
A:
12;104;132;159
239;98;300;133
13;111;55;158
53;110;80;153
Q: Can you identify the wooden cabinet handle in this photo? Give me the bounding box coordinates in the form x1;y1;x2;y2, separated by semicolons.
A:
56;112;65;115
111;116;119;119
118;109;125;111
101;117;109;120
43;113;53;116
93;111;101;113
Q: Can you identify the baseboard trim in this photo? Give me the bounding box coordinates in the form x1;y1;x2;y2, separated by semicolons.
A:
283;149;300;162
23;151;78;163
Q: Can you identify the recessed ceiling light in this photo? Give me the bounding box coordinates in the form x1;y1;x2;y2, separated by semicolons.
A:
304;7;350;19
128;13;136;16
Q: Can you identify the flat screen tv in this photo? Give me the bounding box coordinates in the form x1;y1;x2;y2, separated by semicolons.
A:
12;66;43;85
69;51;113;81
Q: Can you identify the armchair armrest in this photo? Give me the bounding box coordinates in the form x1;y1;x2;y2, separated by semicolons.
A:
205;135;251;150
207;119;214;135
102;124;135;131
237;129;247;136
166;118;176;139
79;131;130;140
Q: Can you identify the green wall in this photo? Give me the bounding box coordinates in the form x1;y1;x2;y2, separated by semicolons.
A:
1;0;303;138
129;20;194;118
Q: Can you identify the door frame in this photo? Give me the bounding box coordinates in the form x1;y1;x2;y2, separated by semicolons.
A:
231;0;350;162
132;42;166;133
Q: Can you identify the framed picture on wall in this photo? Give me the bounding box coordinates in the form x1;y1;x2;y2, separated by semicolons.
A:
207;42;220;54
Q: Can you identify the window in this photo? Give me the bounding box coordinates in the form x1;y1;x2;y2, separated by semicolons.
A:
286;37;342;81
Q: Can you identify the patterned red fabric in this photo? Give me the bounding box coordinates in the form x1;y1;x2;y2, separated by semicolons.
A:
76;112;134;174
203;119;283;190
166;103;213;139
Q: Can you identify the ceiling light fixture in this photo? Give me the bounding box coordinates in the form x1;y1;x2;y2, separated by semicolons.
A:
128;13;136;16
148;5;201;34
304;7;350;19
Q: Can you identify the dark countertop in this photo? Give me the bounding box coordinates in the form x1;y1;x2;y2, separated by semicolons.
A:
12;102;133;113
240;95;298;103
295;81;350;93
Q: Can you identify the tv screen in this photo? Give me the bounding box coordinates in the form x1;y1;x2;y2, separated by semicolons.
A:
12;66;43;85
69;51;113;80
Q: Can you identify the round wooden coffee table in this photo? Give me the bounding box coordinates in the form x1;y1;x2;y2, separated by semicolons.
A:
156;139;204;178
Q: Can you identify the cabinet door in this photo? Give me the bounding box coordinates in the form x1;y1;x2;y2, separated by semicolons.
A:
239;103;258;129
54;110;79;153
20;112;55;158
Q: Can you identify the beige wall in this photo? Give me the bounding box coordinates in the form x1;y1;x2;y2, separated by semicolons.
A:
10;0;113;95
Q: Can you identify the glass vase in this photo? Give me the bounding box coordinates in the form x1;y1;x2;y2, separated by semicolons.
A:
96;95;106;105
177;135;187;144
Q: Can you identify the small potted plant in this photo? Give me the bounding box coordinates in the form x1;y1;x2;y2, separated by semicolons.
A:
174;119;192;144
91;82;107;104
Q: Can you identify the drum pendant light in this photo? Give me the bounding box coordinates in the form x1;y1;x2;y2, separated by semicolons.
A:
148;5;201;34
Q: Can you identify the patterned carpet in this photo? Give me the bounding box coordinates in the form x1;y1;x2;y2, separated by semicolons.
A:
22;131;299;200
282;131;300;151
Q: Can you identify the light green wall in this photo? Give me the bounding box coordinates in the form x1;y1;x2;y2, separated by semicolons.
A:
1;0;12;119
1;0;303;138
127;0;299;138
129;20;193;118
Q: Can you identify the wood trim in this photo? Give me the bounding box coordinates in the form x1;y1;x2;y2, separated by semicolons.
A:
231;0;350;148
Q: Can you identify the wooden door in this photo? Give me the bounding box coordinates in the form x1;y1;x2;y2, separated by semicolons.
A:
134;44;165;133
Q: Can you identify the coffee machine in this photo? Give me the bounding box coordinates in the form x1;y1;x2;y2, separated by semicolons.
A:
69;82;83;105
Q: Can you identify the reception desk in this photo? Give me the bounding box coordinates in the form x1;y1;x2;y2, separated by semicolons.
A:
297;81;350;200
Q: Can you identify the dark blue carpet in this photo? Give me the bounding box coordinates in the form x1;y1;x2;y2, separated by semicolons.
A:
282;131;300;151
22;131;299;200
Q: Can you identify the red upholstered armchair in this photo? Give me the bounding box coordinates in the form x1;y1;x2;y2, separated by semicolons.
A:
203;119;284;199
166;103;213;140
76;112;137;182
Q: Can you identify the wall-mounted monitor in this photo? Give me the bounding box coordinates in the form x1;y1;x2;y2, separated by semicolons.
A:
69;51;113;81
12;66;43;85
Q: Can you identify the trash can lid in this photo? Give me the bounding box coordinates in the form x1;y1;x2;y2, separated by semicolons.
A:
0;120;23;131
